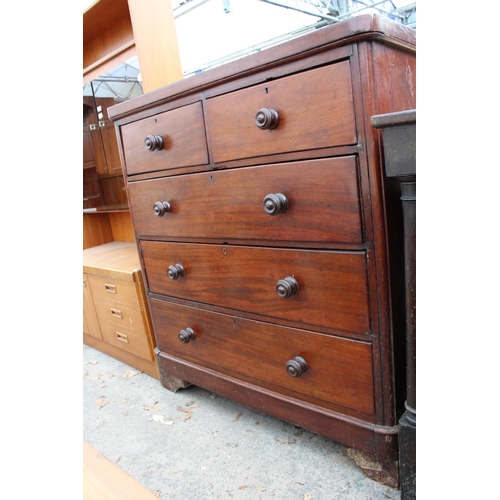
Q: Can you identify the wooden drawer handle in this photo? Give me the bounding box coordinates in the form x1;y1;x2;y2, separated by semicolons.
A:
144;134;164;151
104;283;116;294
255;108;280;130
110;308;122;319
167;263;185;280
286;356;308;378
116;332;129;343
276;276;299;298
153;201;172;217
263;193;288;215
178;327;196;344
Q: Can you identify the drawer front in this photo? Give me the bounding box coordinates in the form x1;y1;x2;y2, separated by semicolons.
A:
94;298;148;334
99;320;154;361
205;61;356;163
141;242;370;335
150;299;375;415
121;102;209;176
87;274;141;310
128;156;363;244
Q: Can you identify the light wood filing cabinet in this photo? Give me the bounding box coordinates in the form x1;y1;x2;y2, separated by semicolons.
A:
109;14;416;479
83;242;158;378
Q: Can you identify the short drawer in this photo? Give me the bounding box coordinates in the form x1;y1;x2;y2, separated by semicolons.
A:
205;61;356;163
87;274;141;310
150;299;375;415
141;241;370;335
99;320;155;361
94;298;149;334
128;156;363;244
121;102;209;176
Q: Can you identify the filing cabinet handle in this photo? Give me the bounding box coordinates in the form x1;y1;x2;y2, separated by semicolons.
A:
178;327;196;344
144;134;164;151
255;108;280;130
286;356;308;378
276;276;299;298
110;308;122;319
167;263;185;280
153;201;172;217
116;332;129;343
263;193;288;215
104;283;116;293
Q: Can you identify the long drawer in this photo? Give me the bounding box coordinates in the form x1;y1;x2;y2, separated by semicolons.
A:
205;61;357;163
87;274;141;310
93;297;148;333
150;298;375;415
99;320;154;361
120;102;209;176
141;241;370;335
128;156;363;244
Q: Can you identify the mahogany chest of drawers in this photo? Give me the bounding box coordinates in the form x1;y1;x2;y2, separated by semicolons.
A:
109;14;416;468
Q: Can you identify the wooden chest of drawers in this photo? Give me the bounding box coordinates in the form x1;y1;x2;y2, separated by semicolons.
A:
83;242;158;378
109;14;416;470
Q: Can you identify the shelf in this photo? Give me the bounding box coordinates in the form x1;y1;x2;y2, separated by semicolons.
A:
83;0;135;80
83;0;131;46
83;205;130;213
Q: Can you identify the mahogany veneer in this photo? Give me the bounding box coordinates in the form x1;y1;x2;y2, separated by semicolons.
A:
109;14;416;480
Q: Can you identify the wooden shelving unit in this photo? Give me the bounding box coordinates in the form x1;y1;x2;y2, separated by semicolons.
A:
83;0;136;85
83;0;182;377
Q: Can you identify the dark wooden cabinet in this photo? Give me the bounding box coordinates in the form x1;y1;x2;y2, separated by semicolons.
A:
372;109;416;497
110;13;416;482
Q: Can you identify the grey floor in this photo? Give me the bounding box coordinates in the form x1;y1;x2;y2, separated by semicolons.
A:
83;344;401;500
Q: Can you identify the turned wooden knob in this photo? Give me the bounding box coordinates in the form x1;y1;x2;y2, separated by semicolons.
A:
286;356;308;377
153;201;171;217
255;108;280;130
178;327;195;344
263;193;288;215
276;276;299;298
144;134;164;151
167;264;185;280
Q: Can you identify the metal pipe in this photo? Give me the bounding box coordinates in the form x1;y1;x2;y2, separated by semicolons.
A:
183;20;330;76
257;0;340;22
173;0;211;19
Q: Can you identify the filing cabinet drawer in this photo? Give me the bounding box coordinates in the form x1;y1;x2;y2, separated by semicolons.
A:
205;61;357;163
128;156;363;244
141;241;370;335
87;274;141;310
99;320;154;361
93;298;148;333
121;102;209;176
150;298;375;415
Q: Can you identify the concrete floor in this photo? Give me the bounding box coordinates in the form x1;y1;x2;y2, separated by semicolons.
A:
83;344;401;500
